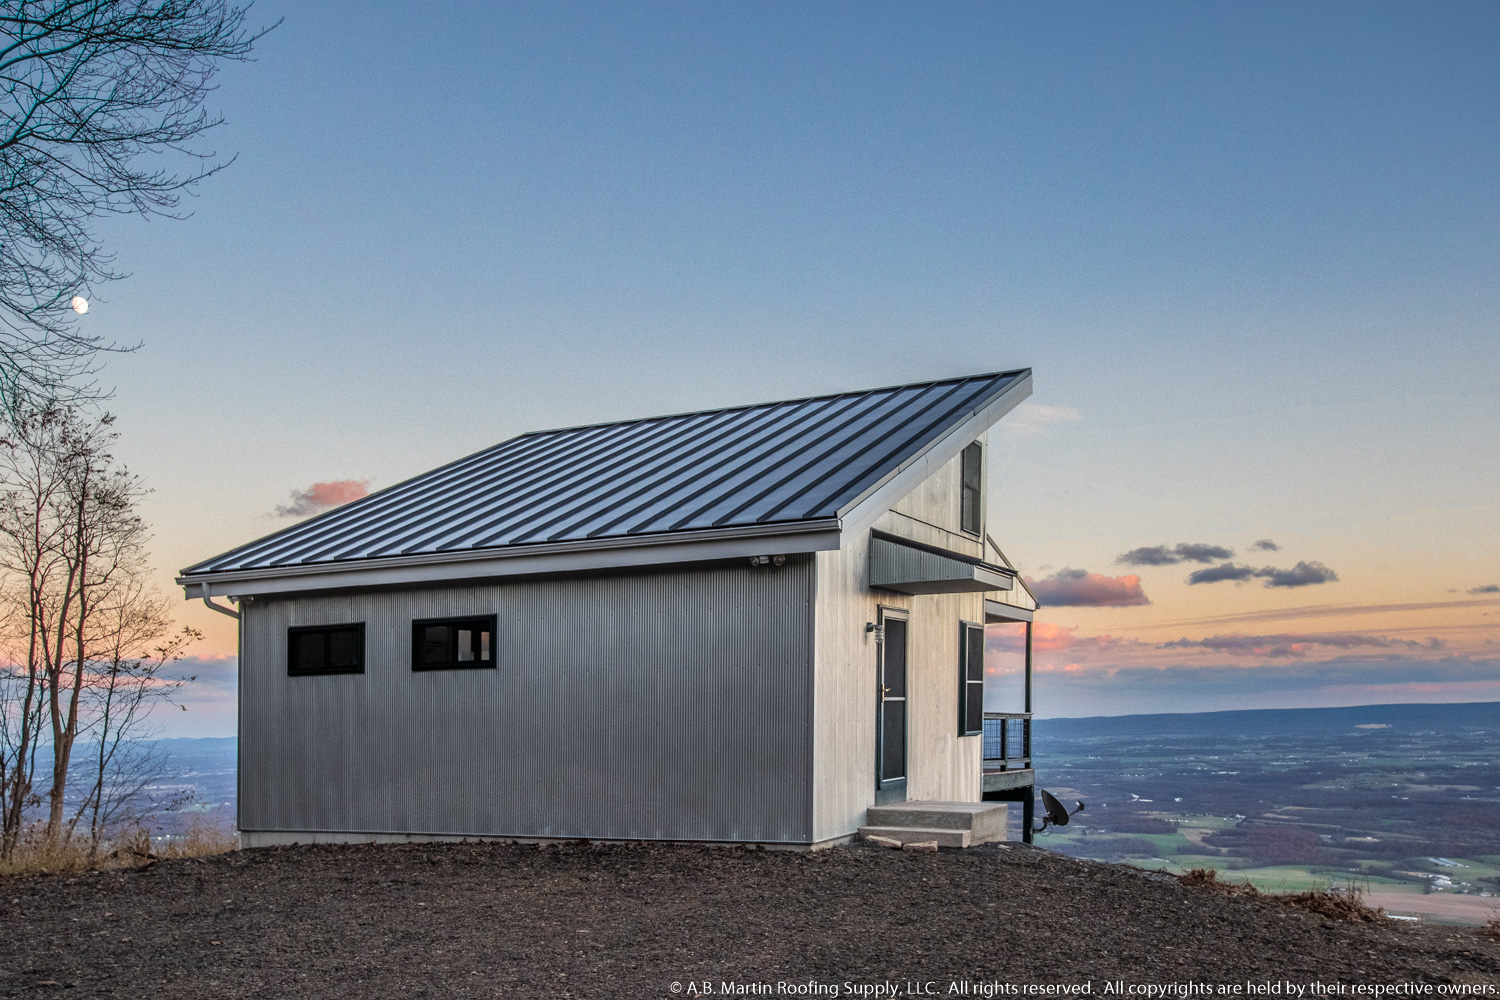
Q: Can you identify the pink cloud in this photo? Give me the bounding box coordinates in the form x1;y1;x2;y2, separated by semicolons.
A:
1159;632;1445;659
1026;568;1150;607
274;479;370;518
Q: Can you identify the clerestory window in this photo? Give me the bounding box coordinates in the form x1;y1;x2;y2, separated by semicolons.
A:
960;441;983;535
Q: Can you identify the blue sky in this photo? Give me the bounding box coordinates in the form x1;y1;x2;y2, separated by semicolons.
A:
72;2;1498;734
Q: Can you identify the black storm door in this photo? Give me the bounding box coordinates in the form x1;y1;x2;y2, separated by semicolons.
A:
877;613;908;800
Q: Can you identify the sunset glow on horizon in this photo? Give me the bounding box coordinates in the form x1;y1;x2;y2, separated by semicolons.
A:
80;2;1494;736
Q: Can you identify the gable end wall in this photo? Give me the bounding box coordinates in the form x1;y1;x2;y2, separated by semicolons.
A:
811;446;988;842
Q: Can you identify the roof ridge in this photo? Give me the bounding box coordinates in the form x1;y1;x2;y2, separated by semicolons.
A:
514;369;1029;439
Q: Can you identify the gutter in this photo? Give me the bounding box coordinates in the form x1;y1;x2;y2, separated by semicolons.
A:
196;581;240;619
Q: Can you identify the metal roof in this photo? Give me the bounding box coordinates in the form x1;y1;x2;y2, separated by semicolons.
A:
182;369;1029;578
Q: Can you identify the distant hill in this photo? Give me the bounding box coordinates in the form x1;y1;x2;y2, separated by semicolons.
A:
1035;700;1499;739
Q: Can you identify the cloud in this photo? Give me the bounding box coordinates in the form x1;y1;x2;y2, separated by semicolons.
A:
172;655;239;696
1185;560;1339;589
1117;543;1233;566
1173;543;1234;563
1159;633;1446;659
1033;654;1500;692
274;479;369;518
130;656;240;738
1030;653;1500;718
1026;568;1150;607
1470;584;1500;595
1117;546;1179;566
1187;562;1257;584
998;402;1081;438
1252;539;1280;551
1133;596;1500;632
987;622;1144;655
1258;561;1338;588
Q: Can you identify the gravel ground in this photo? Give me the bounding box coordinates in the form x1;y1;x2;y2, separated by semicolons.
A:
1;840;1496;998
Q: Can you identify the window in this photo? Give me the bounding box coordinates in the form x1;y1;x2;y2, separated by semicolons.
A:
960;441;982;535
958;621;984;736
412;615;496;671
287;623;365;676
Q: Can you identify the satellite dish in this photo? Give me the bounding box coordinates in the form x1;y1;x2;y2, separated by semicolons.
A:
1034;789;1086;834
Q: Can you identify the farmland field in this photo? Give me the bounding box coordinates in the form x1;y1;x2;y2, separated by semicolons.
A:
1030;701;1500;924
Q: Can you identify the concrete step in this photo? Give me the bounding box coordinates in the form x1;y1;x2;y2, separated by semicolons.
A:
865;801;1008;844
858;825;971;849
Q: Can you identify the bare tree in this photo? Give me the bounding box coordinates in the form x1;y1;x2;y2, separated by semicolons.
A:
40;406;147;845
0;403;178;855
0;1;273;421
69;582;199;859
0;622;44;858
0;404;198;860
0;403;76;856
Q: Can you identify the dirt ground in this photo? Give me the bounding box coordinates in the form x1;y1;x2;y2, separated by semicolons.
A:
1;840;1497;999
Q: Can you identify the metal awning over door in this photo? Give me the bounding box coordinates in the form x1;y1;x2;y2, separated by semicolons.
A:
868;532;1015;595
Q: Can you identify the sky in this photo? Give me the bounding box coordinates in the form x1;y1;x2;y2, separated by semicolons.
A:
64;1;1499;735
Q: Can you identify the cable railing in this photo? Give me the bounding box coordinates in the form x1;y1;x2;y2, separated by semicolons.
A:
982;712;1031;771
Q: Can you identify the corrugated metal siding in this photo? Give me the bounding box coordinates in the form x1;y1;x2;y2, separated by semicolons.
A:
186;370;1027;575
239;560;815;843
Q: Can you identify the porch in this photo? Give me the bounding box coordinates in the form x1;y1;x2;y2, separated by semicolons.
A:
981;598;1036;841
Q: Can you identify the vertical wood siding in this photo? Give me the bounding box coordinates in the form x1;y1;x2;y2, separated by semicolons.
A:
812;447;988;843
240;560;814;843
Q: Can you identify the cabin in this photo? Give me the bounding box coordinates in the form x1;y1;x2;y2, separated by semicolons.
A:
178;370;1040;849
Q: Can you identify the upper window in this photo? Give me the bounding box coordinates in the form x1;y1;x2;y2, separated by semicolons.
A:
958;621;985;736
960;441;983;535
287;623;365;676
412;615;496;671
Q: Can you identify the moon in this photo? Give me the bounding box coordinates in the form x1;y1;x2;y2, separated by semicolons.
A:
70;296;88;314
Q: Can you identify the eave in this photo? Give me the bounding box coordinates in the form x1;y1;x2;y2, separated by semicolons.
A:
177;518;843;599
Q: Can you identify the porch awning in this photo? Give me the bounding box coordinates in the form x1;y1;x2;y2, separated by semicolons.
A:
868;533;1015;596
984;598;1033;623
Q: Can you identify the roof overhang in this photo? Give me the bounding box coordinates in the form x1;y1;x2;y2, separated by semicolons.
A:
868;534;1016;596
177;369;1036;602
177;519;842;599
984;598;1033;623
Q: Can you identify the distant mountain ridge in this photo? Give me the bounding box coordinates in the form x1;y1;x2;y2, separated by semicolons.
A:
1035;700;1498;739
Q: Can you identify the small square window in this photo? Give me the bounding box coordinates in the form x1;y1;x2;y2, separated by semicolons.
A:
412;616;496;671
287;623;365;676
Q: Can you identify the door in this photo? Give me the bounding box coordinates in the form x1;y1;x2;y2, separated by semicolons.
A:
876;611;908;804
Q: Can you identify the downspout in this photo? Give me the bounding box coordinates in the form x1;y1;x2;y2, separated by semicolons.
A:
198;582;240;619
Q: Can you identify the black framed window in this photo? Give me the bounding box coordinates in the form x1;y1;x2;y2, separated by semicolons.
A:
960;441;982;535
958;621;984;736
412;616;496;671
287;623;365;676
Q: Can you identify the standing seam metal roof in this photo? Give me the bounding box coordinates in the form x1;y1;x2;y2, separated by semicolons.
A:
182;370;1028;575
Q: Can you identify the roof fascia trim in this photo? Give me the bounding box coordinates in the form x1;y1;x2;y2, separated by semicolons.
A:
179;520;842;598
837;371;1033;539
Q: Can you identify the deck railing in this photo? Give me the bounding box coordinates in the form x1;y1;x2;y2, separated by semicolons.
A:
982;712;1031;771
